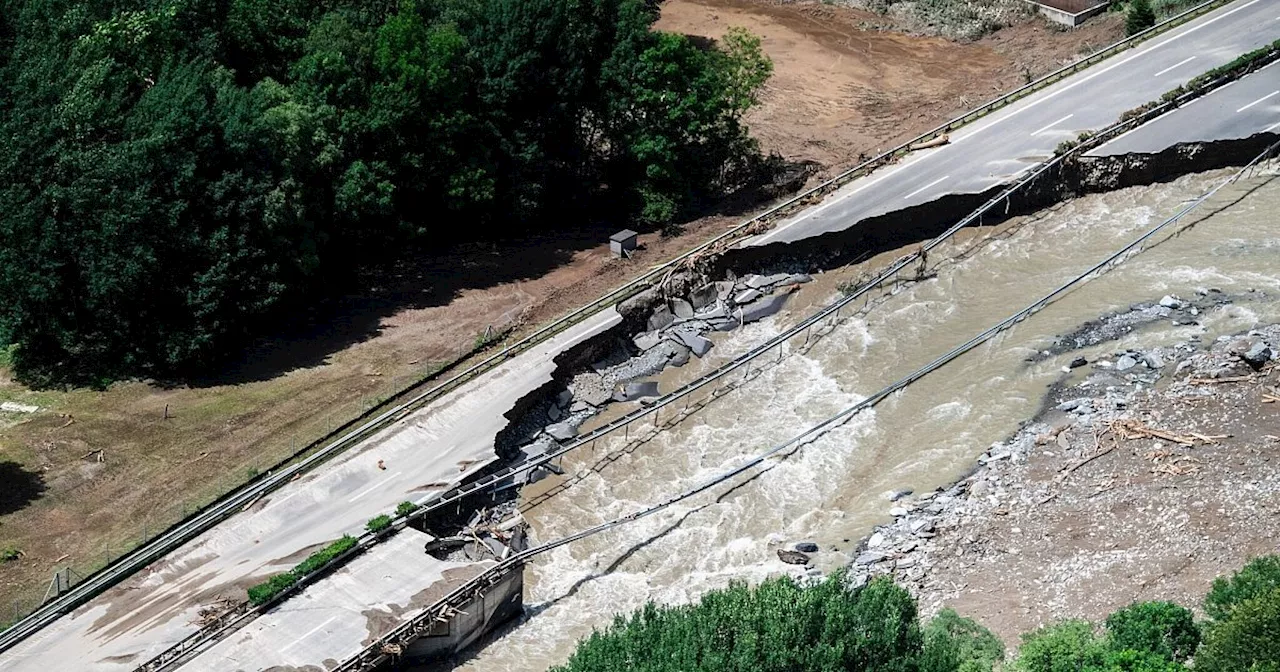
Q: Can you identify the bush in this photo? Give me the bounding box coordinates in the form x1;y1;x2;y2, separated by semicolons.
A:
1104;601;1199;662
395;501;420;517
365;515;393;534
1013;620;1107;672
1204;555;1280;621
551;574;923;672
0;547;21;562
293;535;358;576
921;608;1005;672
246;535;358;605
1196;586;1280;672
1126;0;1156;35
1090;648;1186;671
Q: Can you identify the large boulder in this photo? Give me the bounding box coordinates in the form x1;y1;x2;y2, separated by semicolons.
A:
1243;340;1273;370
777;549;810;565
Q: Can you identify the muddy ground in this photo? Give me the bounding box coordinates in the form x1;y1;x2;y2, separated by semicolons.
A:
0;1;1123;615
856;314;1280;645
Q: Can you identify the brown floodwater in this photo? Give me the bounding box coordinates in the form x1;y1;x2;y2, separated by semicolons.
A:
450;167;1280;671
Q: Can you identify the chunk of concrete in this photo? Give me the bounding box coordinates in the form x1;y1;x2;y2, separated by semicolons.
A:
690;284;718;310
620;381;660;401
675;328;714;358
737;293;789;324
696;301;728;321
545;422;577;442
648;305;674;331
671;298;695;319
633;331;662;351
733;289;762;305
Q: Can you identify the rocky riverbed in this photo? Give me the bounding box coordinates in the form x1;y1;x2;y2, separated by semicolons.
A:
843;305;1280;642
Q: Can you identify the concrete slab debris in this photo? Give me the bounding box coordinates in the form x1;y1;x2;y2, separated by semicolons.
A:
737;293;790;324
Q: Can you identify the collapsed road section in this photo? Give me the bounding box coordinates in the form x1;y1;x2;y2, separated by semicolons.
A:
5;3;1279;671
158;60;1280;670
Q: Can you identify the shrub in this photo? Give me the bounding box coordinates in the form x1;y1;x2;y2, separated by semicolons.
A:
1126;0;1156;35
293;535;358;576
365;515;393;534
247;572;298;606
921;608;1005;672
245;535;358;605
1013;620;1107;672
0;547;21;563
551;573;923;672
1196;586;1280;672
1104;601;1199;662
1091;648;1187;671
1204;555;1280;621
395;501;420;517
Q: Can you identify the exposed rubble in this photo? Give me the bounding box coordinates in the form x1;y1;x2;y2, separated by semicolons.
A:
843;318;1280;641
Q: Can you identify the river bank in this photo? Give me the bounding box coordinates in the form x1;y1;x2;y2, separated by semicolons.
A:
858;315;1280;643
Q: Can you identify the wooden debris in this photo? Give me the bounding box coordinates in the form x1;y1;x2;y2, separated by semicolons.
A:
79;448;104;462
1262;393;1280;404
1110;419;1196;446
1189;374;1254;384
1188;433;1229;444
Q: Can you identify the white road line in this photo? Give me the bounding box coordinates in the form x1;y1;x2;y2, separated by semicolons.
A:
902;176;949;201
1237;91;1279;113
347;471;402;503
952;0;1263;143
283;616;337;651
753;0;1263;246
1153;56;1196;77
1031;114;1074;136
1264;120;1280;133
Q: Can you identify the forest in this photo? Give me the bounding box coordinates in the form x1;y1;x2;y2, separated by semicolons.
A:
0;0;772;386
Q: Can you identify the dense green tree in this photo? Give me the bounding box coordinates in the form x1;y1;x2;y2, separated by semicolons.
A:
1012;620;1108;672
0;0;772;385
920;608;1005;672
1125;0;1156;35
1089;648;1187;672
551;574;923;672
1104;601;1199;662
1196;586;1280;672
1204;555;1280;621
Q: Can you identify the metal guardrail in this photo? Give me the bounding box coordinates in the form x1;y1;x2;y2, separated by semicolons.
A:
135;33;1275;670
332;133;1280;672
0;0;1235;658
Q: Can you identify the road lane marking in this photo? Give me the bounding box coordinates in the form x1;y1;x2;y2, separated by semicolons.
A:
283;616;338;651
1264;120;1280;133
952;0;1263;143
753;0;1262;246
1153;56;1196;77
1237;91;1279;113
348;471;402;503
1031;114;1074;136
902;176;949;201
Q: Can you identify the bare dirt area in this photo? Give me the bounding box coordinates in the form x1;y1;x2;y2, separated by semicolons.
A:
656;0;1123;173
0;0;1125;621
857;316;1280;646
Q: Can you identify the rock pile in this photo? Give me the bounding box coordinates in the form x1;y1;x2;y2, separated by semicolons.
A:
844;319;1280;617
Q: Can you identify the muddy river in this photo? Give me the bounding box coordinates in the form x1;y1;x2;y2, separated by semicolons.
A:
447;167;1280;671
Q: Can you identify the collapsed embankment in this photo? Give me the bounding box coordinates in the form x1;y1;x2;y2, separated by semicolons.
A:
719;132;1280;273
433;130;1280;536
